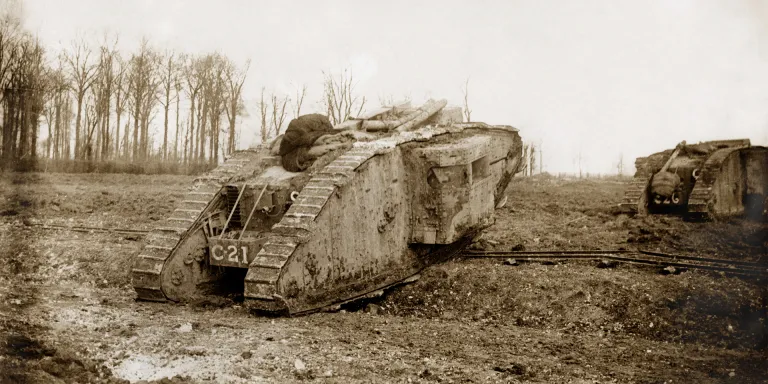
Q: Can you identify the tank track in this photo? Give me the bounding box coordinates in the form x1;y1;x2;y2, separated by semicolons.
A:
243;124;507;314
687;147;744;216
619;174;650;214
621;146;750;218
131;150;264;301
619;157;655;214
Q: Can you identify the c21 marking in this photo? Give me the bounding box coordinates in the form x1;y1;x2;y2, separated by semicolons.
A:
210;244;249;265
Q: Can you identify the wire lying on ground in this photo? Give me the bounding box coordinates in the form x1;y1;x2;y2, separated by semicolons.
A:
463;249;768;278
17;222;768;278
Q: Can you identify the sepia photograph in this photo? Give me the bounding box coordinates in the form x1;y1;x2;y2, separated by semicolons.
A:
0;0;766;382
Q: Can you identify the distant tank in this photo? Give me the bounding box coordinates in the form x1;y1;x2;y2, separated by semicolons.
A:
131;99;523;315
620;139;768;219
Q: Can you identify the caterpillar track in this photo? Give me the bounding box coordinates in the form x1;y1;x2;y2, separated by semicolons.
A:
619;139;768;219
131;150;267;301
131;100;523;315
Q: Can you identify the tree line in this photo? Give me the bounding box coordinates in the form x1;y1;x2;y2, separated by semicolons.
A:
1;10;251;173
0;2;368;174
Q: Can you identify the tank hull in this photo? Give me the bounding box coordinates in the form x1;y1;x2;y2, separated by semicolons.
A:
620;140;768;219
131;123;523;315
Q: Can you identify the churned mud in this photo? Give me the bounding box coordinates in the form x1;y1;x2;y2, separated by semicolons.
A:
1;172;766;383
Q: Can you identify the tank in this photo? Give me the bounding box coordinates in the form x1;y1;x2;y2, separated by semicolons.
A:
619;139;768;219
130;99;523;315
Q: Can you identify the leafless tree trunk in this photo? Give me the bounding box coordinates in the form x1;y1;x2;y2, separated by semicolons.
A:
538;140;543;174
183;117;190;164
0;5;22;166
259;87;268;143
94;36;118;161
182;55;202;165
321;68;366;125
43;95;54;159
127;38;159;161
157;50;176;160
63;38;99;160
114;55;128;159
203;54;226;166
174;74;181;161
0;24;46;168
224;58;249;155
521;143;537;177
63;95;72;159
577;150;583;179
198;90;207;162
461;77;471;122
292;83;307;119
270;93;288;138
617;153;624;176
2;13;257;172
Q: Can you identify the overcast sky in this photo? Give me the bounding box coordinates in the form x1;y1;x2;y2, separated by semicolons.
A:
20;0;768;174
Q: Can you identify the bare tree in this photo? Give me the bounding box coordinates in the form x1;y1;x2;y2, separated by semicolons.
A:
157;50;176;160
576;150;583;178
1;10;257;172
538;139;543;174
63;38;99;160
270;93;288;138
47;68;66;160
259;87;268;143
201;53;227;165
0;0;23;106
292;83;307;119
83;101;100;160
461;77;471;122
113;55;129;159
0;26;47;167
126;38;159;161
321;68;366;125
192;56;213;162
173;70;182;161
182;54;203;164
224;58;249;155
42;77;56;159
93;35;119;161
617;153;624;176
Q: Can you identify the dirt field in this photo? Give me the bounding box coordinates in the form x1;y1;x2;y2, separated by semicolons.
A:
1;172;766;383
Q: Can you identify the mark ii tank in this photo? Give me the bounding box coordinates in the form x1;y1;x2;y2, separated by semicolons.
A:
619;139;768;219
130;99;523;315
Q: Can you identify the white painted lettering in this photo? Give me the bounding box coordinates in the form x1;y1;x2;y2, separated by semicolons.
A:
211;244;224;261
227;245;238;262
241;246;248;264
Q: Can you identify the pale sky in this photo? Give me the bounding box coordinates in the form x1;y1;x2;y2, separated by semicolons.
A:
20;0;768;174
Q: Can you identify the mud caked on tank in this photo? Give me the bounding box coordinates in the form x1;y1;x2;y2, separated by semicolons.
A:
130;99;523;315
620;139;768;219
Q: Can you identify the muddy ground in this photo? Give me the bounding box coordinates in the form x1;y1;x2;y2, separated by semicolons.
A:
0;172;766;383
